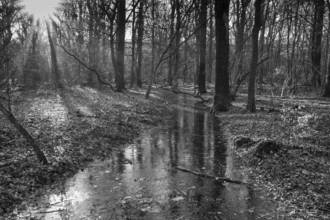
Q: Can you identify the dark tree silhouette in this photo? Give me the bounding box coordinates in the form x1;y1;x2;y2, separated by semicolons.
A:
213;0;230;112
247;0;262;112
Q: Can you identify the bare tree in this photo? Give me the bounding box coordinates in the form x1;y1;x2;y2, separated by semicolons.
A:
247;0;262;112
0;0;48;164
324;0;330;97
212;0;230;112
311;0;325;89
136;0;145;88
46;22;61;88
197;0;207;94
130;0;137;87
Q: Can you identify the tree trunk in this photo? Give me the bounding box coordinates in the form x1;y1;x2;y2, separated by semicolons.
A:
311;0;325;89
136;0;144;88
168;0;175;86
324;2;330;97
130;0;137;88
116;0;126;91
46;22;60;89
173;0;181;91
208;0;214;84
86;0;96;87
213;0;230;112
0;102;48;164
198;0;207;94
231;0;250;100
324;56;330;97
151;0;155;86
247;0;262;113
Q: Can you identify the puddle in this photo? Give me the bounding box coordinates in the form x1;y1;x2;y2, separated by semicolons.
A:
18;95;287;220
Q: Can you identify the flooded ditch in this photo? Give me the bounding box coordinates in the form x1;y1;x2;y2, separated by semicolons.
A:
18;95;286;220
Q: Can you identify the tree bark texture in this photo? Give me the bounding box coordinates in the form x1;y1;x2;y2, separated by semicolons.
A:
168;0;175;86
136;0;144;88
86;0;97;86
130;0;137;87
198;0;207;94
324;2;330;97
116;0;126;91
208;0;214;84
173;0;181;91
247;0;262;113
311;0;324;89
46;22;60;89
213;0;230;111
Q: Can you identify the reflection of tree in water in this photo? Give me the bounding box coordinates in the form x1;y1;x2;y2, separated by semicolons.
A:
168;110;179;168
209;116;227;207
212;116;227;177
116;149;125;173
136;139;143;165
192;109;205;169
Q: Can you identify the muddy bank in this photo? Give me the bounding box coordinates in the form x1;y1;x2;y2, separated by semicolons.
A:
6;93;283;220
216;95;330;220
0;86;172;216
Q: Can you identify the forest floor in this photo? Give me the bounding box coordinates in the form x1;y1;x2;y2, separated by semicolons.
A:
1;84;330;219
0;85;173;217
200;88;330;220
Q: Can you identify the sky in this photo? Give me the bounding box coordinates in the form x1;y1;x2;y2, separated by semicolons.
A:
22;0;62;21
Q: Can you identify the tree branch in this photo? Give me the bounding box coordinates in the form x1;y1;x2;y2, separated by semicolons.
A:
174;166;248;185
57;43;115;91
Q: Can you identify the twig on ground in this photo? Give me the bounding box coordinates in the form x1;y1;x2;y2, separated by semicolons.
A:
36;209;65;214
174;166;248;185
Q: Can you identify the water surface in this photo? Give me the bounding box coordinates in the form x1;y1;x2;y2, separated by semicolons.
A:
20;95;285;220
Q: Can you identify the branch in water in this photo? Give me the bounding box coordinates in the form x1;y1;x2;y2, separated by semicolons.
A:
174;166;248;185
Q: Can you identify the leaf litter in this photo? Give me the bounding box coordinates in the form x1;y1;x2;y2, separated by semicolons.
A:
0;86;172;217
217;94;330;220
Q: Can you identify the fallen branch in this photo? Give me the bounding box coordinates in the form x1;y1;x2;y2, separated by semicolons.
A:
174;166;247;185
36;209;65;214
57;43;115;91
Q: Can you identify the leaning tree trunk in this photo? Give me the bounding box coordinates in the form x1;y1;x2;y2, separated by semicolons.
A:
247;0;262;113
213;0;230;112
0;103;48;164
